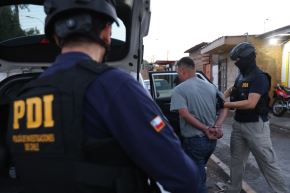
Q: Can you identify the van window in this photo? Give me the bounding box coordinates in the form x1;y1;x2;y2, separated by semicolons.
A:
0;4;127;62
155;79;171;90
152;73;178;99
0;4;126;43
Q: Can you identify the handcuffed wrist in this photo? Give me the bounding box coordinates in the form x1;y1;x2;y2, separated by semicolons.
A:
202;126;210;132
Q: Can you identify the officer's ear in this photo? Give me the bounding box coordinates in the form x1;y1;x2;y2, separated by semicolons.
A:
100;23;112;46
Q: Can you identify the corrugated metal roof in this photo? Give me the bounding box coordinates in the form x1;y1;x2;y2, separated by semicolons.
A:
184;42;208;53
258;25;290;38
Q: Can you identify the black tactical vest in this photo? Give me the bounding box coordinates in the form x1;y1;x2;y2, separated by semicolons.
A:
7;60;155;193
231;68;271;122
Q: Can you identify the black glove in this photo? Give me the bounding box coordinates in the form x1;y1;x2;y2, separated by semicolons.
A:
216;93;225;110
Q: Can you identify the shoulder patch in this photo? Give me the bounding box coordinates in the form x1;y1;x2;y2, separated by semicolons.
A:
150;116;165;132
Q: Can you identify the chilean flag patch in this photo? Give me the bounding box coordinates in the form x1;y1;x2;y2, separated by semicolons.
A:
150;115;165;132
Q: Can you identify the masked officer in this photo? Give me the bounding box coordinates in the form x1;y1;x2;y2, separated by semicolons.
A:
7;0;201;193
223;42;289;193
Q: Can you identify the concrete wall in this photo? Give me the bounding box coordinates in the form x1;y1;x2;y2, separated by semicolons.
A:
189;52;211;79
189;52;203;71
250;38;282;87
248;37;283;103
211;54;238;91
226;56;239;88
282;41;290;86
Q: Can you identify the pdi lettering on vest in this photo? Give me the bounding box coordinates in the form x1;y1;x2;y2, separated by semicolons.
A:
13;94;54;129
242;82;249;88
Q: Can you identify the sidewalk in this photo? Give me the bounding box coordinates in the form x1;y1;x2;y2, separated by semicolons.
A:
269;112;290;132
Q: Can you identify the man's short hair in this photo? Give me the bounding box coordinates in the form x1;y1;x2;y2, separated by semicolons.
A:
176;57;195;69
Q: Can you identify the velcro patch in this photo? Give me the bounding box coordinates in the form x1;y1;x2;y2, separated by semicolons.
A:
150;116;165;132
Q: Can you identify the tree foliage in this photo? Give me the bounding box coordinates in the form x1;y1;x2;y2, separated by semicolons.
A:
142;59;153;70
25;27;40;36
0;6;25;41
0;5;39;42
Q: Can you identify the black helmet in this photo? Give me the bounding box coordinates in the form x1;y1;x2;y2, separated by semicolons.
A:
230;42;255;60
44;0;119;42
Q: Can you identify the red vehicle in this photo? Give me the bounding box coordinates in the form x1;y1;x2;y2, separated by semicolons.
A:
272;84;290;116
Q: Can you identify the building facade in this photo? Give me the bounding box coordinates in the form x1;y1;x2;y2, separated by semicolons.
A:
184;42;212;80
185;25;290;103
142;25;290;103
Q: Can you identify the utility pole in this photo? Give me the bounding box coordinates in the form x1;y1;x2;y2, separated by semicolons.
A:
264;18;269;32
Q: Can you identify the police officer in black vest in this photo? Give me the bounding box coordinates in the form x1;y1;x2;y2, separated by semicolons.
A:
7;0;201;193
223;42;288;193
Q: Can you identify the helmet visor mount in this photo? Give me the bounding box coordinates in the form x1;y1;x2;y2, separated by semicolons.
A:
44;0;119;43
230;42;255;61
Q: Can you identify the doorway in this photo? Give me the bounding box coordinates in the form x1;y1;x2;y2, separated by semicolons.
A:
218;59;227;92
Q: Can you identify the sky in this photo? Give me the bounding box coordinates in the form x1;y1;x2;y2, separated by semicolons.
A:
143;0;290;62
